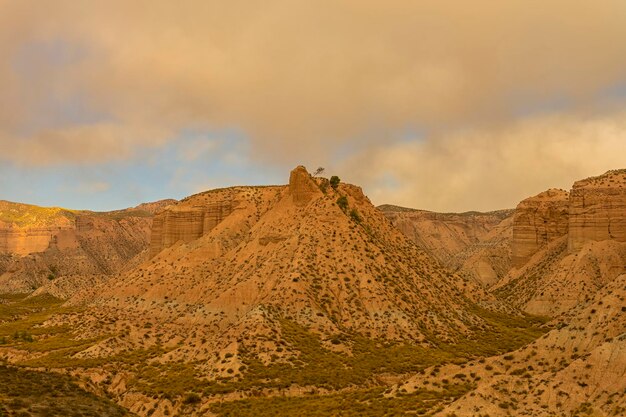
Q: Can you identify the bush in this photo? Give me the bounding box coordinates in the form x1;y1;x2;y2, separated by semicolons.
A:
330;176;340;189
349;209;361;223
336;196;348;212
183;393;201;405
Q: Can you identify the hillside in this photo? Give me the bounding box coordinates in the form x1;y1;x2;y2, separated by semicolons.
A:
396;273;626;417
0;199;176;295
384;170;626;317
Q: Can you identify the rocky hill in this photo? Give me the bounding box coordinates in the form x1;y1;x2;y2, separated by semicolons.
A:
14;166;544;416
0;199;175;295
80;167;495;347
384;170;626;317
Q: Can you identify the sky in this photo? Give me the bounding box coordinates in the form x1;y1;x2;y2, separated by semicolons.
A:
1;1;626;212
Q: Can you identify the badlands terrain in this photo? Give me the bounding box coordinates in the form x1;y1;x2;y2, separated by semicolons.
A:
0;166;624;417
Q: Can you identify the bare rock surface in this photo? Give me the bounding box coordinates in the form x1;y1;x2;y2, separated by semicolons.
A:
0;200;174;295
569;169;626;251
511;188;569;268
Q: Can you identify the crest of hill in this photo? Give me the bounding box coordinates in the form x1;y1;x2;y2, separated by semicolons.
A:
74;166;508;368
0;200;77;227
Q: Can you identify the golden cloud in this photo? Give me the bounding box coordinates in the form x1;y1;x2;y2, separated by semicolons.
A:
1;1;625;209
342;111;626;211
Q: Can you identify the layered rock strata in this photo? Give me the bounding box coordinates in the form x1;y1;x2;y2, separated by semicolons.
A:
511;189;569;267
149;199;236;257
568;169;626;251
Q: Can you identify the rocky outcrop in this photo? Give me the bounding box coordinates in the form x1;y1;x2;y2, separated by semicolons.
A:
0;200;167;294
0;225;71;255
568;169;626;252
148;166;324;257
493;170;626;315
289;165;320;206
149;199;236;257
511;189;569;267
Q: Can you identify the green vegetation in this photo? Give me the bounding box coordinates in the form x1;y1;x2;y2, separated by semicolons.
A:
349;208;362;223
330;176;340;189
0;365;133;417
0;294;548;416
0;294;73;346
94;209;153;220
337;196;349;212
0;203;77;227
210;384;473;417
124;311;546;401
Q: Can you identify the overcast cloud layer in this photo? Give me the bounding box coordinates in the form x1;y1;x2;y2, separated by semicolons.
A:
1;1;626;210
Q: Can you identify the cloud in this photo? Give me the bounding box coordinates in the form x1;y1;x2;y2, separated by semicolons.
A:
0;123;171;166
60;180;111;195
0;1;625;210
341;111;626;211
1;0;626;164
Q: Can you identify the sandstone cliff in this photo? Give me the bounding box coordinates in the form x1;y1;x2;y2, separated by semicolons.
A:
494;171;626;315
511;189;569;268
0;200;174;294
568;169;626;251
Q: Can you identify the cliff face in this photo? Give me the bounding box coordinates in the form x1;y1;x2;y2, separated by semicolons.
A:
289;165;322;206
0;202;75;255
511;189;569;267
494;170;626;316
149;194;244;257
0;200;173;294
0;225;70;255
568;169;626;252
380;205;514;286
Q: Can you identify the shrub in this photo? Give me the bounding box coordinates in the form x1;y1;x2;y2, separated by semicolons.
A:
349;209;361;223
336;196;348;212
330;176;340;189
183;393;201;405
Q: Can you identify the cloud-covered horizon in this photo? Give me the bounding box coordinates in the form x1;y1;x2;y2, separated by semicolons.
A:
1;1;626;211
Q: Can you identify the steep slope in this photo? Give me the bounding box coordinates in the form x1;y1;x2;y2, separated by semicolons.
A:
380;205;514;286
569;169;626;251
0;199;175;294
396;273;626;417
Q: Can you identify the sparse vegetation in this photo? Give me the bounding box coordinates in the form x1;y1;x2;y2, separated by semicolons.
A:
0;365;133;416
